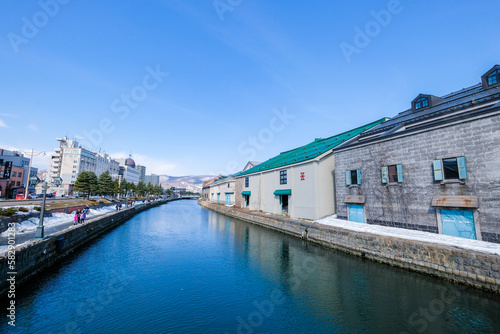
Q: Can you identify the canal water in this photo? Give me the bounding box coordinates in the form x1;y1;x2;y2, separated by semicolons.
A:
2;200;500;333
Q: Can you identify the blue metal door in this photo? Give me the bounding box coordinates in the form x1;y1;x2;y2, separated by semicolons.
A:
226;194;231;205
441;209;476;240
348;204;365;223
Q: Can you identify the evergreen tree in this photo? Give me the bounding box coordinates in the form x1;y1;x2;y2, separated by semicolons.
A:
98;171;114;196
146;182;154;196
74;171;98;199
88;171;98;197
128;183;136;196
154;185;163;196
120;178;128;197
112;179;120;197
136;181;146;196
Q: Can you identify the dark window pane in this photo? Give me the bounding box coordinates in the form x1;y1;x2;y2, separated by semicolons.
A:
388;165;398;182
350;170;358;185
443;158;459;179
280;170;287;184
488;73;498;85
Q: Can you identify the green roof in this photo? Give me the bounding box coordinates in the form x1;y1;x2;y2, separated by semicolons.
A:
237;118;388;176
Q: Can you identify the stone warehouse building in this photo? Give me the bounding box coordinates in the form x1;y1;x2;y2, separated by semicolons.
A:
333;65;500;242
234;118;388;220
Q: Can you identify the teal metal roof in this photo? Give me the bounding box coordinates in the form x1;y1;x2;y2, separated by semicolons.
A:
237;118;388;176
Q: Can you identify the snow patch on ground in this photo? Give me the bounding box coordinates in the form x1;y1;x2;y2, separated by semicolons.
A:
1;206;116;237
315;215;500;256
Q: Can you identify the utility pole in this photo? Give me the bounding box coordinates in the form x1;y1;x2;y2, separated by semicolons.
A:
20;149;45;200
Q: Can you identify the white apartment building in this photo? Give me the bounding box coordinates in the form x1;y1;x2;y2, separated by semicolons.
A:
145;174;160;186
95;152;120;179
49;137;120;195
136;165;146;183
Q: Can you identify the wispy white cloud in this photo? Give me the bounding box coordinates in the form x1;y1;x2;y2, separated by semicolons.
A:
0;143;52;171
0;119;7;127
27;123;38;131
110;151;177;175
0;113;19;118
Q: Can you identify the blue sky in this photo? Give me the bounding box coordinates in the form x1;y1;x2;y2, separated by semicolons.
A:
0;0;499;176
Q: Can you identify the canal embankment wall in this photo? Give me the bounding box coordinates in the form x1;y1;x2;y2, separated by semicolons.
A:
0;199;174;296
199;201;500;293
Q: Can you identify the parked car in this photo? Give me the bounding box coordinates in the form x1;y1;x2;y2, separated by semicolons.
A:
16;193;25;200
36;193;54;198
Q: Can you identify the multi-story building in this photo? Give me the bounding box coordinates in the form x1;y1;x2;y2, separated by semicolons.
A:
136;165;146;183
145;174;160;186
95;152;120;179
117;156;140;185
232;119;387;220
0;149;38;195
0;163;25;199
49;137;120;195
333;64;500;242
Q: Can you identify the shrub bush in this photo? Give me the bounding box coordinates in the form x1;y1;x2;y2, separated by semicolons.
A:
0;207;19;216
18;207;30;212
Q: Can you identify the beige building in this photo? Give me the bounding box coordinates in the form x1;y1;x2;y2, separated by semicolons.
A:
234;119;388;220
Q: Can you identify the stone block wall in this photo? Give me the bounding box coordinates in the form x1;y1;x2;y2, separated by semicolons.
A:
333;114;500;242
200;201;500;293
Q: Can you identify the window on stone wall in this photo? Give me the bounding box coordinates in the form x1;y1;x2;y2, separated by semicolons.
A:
245;177;249;187
433;157;467;181
346;169;361;185
381;165;403;183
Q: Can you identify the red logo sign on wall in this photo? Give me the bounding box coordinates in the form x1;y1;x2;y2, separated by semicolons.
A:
300;172;305;181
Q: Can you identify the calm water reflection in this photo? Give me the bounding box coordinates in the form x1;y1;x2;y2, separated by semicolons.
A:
2;200;499;333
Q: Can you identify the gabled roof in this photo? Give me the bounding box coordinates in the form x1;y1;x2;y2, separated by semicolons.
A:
243;161;261;171
237;118;388;176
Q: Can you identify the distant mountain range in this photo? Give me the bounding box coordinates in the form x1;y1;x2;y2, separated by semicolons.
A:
159;175;214;193
38;170;213;193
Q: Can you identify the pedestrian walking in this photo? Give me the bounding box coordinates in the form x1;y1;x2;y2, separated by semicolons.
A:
81;210;86;224
77;210;81;224
74;213;79;225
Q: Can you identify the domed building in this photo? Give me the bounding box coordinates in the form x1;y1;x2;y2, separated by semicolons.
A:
117;155;140;185
125;156;136;168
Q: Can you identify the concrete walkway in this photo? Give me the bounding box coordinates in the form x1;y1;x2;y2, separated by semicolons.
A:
0;209;125;253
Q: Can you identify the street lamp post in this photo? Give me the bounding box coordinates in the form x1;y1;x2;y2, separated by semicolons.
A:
20;149;45;200
33;176;62;238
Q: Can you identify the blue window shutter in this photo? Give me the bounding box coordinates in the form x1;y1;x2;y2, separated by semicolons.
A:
397;164;404;183
356;170;362;185
381;166;388;184
346;171;351;185
433;160;443;181
457;156;467;179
